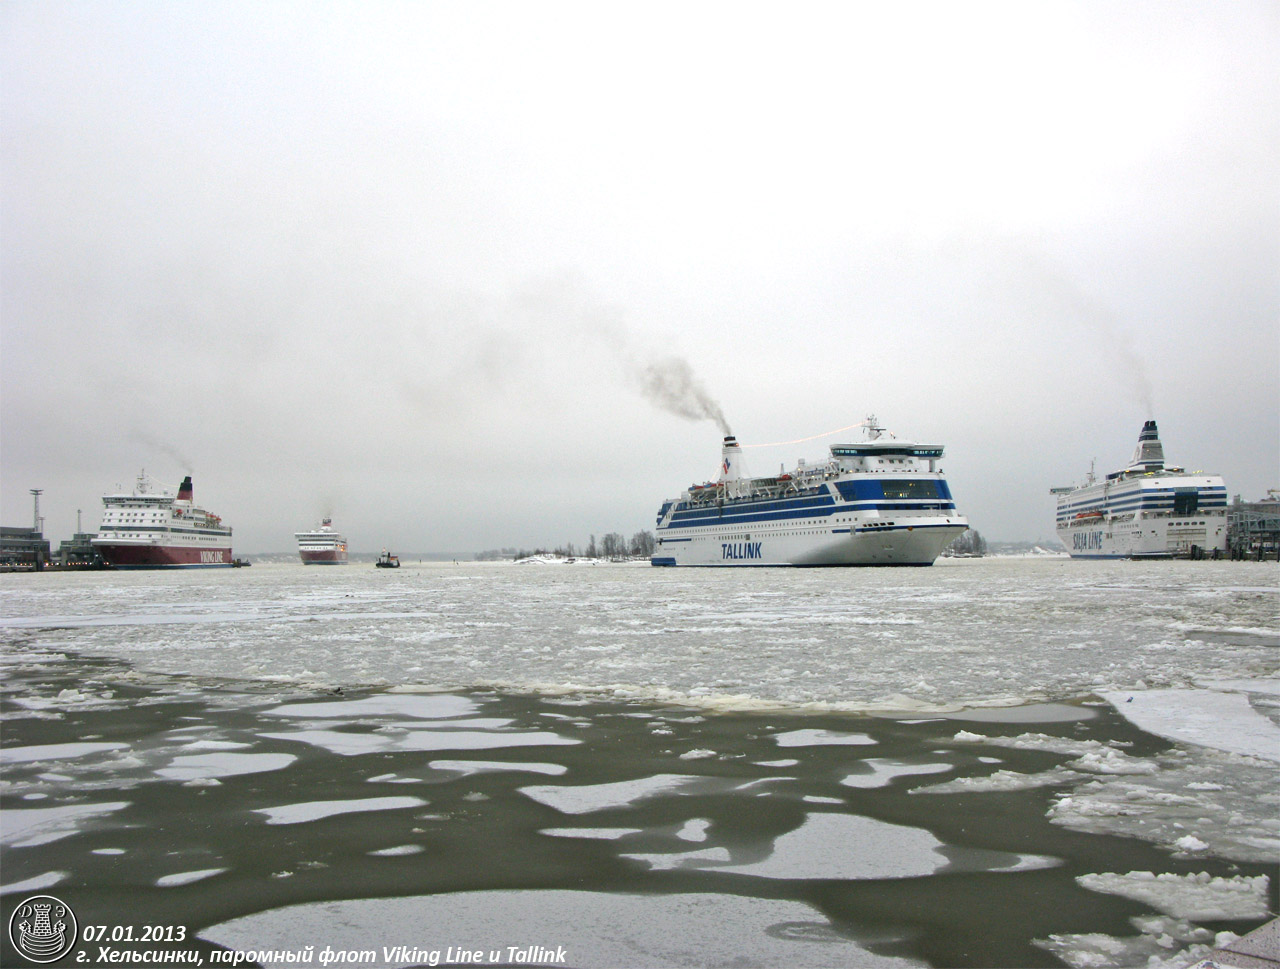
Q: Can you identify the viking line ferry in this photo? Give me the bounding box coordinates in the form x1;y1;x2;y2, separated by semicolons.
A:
92;471;233;568
652;417;968;566
296;518;349;564
1051;420;1228;558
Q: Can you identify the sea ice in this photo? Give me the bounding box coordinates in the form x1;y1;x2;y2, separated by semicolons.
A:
1047;752;1280;862
774;729;876;747
676;819;711;842
627;812;949;880
625;846;734;870
427;759;567;776
914;767;1085;794
261;727;578;756
263;693;479;721
155;752;296;781
1076;871;1272;920
0;871;67;894
0;741;128;764
520;774;699;815
944;703;1097;723
841;759;953;788
253;796;428;825
1035;930;1217;969
156;868;226;887
0;801;131;847
1197;678;1280;697
200;890;924;968
1103;690;1280;763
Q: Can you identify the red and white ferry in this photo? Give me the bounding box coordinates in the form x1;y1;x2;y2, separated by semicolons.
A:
296;518;349;565
92;471;233;568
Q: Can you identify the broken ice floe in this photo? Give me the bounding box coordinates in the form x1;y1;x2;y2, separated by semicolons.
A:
1076;871;1272;921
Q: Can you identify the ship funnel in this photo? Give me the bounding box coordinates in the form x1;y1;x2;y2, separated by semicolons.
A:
1128;420;1165;471
177;476;193;502
719;436;742;482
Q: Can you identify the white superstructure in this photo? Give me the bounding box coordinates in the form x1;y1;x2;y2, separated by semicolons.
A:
652;418;968;566
1051;420;1228;558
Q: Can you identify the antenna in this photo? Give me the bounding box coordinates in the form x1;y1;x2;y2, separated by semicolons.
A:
29;489;43;534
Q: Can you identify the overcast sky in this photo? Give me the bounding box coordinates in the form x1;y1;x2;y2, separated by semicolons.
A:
3;1;1277;553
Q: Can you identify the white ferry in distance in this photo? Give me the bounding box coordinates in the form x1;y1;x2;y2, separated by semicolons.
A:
652;418;968;566
92;471;233;568
296;517;349;565
1051;420;1228;558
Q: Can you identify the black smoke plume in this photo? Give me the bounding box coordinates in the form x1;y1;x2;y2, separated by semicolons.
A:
636;356;732;436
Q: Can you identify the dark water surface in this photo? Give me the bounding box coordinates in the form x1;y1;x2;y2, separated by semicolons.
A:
2;648;1275;968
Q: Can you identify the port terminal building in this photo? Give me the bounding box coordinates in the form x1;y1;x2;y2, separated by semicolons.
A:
0;526;52;570
1228;492;1280;561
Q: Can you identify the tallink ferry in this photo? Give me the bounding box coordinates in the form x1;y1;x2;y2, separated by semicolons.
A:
652;418;967;566
93;471;233;568
1051;420;1228;558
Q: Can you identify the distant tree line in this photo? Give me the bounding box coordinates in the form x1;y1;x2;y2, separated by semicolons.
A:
476;531;656;562
944;528;988;557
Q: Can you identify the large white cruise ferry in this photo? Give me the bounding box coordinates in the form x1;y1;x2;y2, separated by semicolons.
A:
1051;420;1228;558
92;472;233;568
652;418;968;566
296;517;349;565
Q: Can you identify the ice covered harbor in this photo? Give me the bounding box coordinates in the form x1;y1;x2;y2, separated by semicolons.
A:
1;558;1277;968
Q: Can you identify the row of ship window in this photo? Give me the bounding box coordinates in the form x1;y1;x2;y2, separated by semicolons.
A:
673;530;835;540
666;512;902;534
99;530;220;538
1064;519;1213;527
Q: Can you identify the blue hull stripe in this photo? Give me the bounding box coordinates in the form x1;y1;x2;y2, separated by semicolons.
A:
668;504;955;529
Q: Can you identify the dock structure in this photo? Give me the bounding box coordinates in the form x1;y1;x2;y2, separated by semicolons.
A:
1189;916;1280;969
55;532;105;568
0;526;52;571
1227;492;1280;561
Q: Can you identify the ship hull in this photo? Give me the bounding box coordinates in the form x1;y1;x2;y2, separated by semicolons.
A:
1056;516;1227;559
300;549;348;565
94;543;233;568
653;517;965;567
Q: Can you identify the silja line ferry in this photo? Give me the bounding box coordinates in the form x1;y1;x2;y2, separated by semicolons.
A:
1051;420;1228;559
92;471;234;568
652;417;968;566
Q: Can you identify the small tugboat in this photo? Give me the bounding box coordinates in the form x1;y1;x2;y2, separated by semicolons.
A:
375;549;400;568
